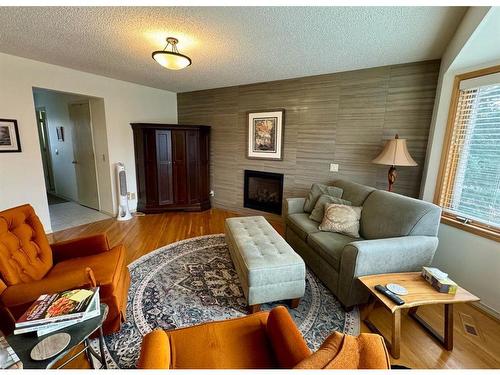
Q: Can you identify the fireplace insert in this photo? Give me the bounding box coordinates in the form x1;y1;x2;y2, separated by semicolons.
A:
244;170;284;215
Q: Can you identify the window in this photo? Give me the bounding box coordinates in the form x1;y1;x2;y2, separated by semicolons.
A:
435;67;500;242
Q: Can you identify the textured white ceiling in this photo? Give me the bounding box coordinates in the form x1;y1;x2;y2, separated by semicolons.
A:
0;7;466;92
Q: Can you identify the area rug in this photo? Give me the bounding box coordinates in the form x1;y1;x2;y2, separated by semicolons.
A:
97;234;359;369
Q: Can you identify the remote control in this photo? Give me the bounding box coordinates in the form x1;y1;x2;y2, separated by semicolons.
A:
375;284;405;306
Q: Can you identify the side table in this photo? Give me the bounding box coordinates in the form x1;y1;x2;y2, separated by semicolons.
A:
359;272;479;359
6;304;109;369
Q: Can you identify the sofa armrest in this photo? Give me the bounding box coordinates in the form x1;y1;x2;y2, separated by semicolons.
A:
337;236;438;307
341;236;438;278
285;198;306;216
51;234;110;263
0;267;96;308
266;306;312;368
138;329;171;369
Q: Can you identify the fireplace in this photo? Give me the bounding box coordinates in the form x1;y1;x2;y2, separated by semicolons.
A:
244;170;284;215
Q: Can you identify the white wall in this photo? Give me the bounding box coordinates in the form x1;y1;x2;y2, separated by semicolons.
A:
33;90;82;201
0;52;177;232
421;7;500;316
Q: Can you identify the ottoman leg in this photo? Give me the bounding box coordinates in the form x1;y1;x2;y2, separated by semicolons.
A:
248;304;261;314
289;298;301;309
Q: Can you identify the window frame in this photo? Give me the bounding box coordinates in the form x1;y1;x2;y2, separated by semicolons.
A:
434;65;500;243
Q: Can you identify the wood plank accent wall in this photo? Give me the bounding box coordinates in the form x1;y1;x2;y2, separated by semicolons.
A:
177;60;440;217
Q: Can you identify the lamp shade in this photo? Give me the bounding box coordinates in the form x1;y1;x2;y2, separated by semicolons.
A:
372;136;417;167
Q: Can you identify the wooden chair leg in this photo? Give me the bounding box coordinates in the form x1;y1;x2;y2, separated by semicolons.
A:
289;298;300;309
248;304;261;314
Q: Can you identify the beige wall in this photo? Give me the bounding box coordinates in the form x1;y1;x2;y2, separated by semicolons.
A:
421;7;500;316
178;60;440;217
0;52;177;232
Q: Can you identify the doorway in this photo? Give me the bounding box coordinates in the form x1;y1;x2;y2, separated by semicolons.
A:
33;88;112;232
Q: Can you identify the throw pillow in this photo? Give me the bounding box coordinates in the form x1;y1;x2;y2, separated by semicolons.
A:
303;183;343;213
319;203;362;238
309;194;351;223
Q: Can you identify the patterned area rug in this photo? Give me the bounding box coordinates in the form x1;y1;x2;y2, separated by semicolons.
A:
97;234;359;369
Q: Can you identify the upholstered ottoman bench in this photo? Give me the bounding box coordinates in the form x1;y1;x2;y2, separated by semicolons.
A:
225;216;306;313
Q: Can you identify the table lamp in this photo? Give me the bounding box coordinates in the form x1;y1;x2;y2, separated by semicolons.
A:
372;134;417;192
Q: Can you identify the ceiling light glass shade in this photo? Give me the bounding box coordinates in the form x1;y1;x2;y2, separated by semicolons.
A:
152;37;192;70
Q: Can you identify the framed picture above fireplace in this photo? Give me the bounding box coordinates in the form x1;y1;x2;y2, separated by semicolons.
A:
247;109;284;160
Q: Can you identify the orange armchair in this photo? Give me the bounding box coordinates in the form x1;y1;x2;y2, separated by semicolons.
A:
0;204;130;335
138;306;390;369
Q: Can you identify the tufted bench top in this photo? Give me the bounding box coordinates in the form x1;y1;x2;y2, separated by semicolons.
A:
225;216;305;287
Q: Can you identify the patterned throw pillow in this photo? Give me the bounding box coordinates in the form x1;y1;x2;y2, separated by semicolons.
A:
319;203;363;238
303;183;344;213
309;194;352;223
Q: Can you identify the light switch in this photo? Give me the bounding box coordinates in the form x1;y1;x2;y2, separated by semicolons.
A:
329;163;339;172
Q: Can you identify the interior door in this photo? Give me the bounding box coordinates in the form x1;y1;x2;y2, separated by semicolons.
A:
172;130;187;204
68;102;99;210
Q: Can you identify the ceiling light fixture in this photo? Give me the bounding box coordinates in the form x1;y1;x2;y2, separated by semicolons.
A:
152;37;192;70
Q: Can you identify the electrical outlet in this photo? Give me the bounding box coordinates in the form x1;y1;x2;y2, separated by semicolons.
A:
127;192;136;200
329;163;339;172
209;190;215;197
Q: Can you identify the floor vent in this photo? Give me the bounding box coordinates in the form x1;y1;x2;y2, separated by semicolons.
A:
459;312;480;338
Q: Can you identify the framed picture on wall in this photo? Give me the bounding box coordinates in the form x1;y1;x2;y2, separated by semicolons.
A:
0;119;21;153
247;109;284;160
56;126;65;142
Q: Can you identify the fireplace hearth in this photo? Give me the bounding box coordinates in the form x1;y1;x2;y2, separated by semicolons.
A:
244;170;284;215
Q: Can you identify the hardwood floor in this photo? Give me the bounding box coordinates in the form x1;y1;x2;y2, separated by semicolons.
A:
48;208;500;369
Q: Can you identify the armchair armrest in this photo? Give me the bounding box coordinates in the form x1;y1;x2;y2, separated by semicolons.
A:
0;267;96;308
285;198;306;215
342;236;438;277
51;233;110;263
138;329;171;369
266;306;312;368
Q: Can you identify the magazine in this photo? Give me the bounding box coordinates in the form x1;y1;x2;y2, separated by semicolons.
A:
36;293;101;337
15;287;99;329
13;291;101;336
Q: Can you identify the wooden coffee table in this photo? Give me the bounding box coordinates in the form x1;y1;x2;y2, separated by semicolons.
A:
359;272;479;359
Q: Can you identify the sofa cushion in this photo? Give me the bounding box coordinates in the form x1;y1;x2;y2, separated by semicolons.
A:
309;195;351;223
307;232;359;271
331;180;375;207
319;204;362;238
286;213;320;241
303;184;344;213
360;190;442;239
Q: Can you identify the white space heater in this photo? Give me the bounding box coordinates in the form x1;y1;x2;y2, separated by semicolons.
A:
116;162;132;221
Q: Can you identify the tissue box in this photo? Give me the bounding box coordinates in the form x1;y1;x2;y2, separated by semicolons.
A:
421;267;458;295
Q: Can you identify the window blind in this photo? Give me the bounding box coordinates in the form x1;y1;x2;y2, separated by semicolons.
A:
438;83;500;230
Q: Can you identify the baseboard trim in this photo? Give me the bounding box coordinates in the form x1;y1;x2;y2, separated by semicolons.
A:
470;301;500;323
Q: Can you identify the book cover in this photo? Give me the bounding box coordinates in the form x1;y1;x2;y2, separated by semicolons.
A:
15;287;98;328
36;293;101;337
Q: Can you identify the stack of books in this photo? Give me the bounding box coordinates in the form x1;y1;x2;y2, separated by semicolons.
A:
421;267;458;294
14;288;100;337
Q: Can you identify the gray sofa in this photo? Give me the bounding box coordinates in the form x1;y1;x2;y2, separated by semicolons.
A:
284;179;441;308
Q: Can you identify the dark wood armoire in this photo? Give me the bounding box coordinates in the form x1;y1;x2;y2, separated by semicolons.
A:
131;123;210;213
